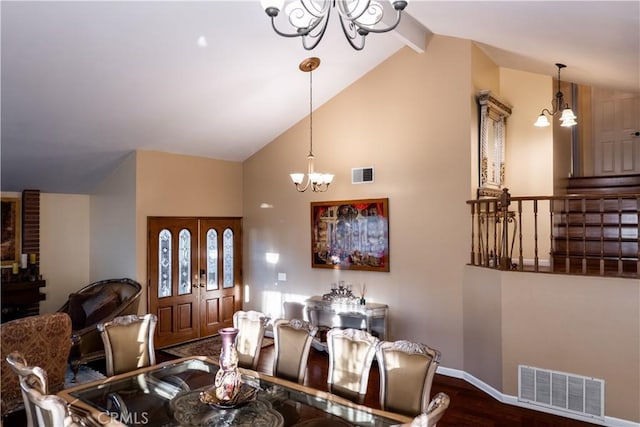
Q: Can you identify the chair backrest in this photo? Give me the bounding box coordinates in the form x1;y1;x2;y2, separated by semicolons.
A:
376;340;441;417
98;313;157;377
401;392;451;427
283;301;305;320
5;351;47;427
19;373;82;427
272;319;318;384
232;310;266;370
326;328;379;404
0;312;71;417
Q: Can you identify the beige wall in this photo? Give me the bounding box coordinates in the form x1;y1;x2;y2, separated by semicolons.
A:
90;152;137;282
40;193;91;313
244;36;474;371
462;266;503;390
134;150;243;310
501;272;639;421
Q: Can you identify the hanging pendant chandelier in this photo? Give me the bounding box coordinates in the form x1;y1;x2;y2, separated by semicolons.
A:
290;57;334;192
534;63;577;128
261;0;408;51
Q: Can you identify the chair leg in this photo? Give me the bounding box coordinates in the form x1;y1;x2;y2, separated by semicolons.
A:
70;360;80;383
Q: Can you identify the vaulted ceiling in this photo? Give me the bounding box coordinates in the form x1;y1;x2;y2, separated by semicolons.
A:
2;1;638;194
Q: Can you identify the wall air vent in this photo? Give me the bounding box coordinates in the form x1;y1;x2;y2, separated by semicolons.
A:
352;167;374;184
518;365;604;421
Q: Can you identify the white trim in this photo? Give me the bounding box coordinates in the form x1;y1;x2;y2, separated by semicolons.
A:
436;366;639;427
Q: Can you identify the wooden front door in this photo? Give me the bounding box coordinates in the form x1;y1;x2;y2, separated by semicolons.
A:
148;217;242;348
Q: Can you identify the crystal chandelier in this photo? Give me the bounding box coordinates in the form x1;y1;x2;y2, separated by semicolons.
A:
290;57;334;192
261;0;409;51
534;63;577;128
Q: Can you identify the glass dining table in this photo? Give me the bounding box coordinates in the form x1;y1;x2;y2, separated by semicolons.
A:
58;356;413;427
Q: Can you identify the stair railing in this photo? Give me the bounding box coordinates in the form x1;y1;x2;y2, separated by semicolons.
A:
467;189;640;278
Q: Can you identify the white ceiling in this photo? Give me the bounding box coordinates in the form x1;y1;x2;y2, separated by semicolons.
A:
2;1;638;194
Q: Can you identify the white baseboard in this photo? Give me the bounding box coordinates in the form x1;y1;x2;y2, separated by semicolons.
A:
436;366;639;427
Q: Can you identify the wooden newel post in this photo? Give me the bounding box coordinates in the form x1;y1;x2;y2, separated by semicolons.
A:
499;188;511;270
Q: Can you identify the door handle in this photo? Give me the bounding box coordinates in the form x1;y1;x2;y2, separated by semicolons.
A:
192;274;199;289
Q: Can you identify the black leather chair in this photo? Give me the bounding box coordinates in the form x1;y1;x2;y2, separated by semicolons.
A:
57;278;142;377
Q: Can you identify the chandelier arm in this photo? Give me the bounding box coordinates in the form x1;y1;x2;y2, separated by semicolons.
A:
301;19;329;50
301;0;331;18
269;16;310;38
294;180;311;192
354;9;403;34
268;3;329;39
339;17;366;50
336;0;372;21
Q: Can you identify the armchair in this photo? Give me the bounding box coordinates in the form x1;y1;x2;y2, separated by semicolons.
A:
57;278;142;375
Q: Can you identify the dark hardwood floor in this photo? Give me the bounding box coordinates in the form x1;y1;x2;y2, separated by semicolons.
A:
3;344;602;427
255;345;600;427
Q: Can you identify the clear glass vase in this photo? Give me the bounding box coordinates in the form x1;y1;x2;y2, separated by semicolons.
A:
214;327;241;402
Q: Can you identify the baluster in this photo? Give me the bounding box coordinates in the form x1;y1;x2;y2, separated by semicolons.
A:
533;199;539;272
599;198;605;275
618;197;623;275
637;196;640;276
517;199;523;271
500;188;510;270
582;197;587;274
564;198;570;273
470;203;476;265
492;200;497;268
549;199;555;273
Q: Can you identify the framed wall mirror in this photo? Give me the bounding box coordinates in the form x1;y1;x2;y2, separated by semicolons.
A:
477;90;512;198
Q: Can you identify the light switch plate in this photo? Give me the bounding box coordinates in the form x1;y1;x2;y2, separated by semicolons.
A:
277;273;287;281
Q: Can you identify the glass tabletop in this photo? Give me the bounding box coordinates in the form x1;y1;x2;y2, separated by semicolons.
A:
64;357;409;427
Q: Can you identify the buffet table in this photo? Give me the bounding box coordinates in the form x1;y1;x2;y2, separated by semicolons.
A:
58;356;410;426
305;295;389;349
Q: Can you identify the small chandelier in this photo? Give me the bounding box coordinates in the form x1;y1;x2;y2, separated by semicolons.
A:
534;63;577;128
260;0;408;51
290;57;334;192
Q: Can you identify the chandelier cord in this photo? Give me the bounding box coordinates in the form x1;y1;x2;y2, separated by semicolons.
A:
309;65;313;157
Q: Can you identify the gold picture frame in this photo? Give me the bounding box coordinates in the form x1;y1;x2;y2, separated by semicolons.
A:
1;197;21;266
477;90;512;198
311;198;389;272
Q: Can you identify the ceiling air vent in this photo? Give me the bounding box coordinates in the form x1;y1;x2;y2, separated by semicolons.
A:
352;167;374;184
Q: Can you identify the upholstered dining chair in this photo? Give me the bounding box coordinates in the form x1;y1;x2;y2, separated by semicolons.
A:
376;340;442;417
283;301;306;320
394;392;451;427
5;351;48;427
326;328;379;404
232;310;267;370
97;313;157;377
272;319;318;384
19;373;85;427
